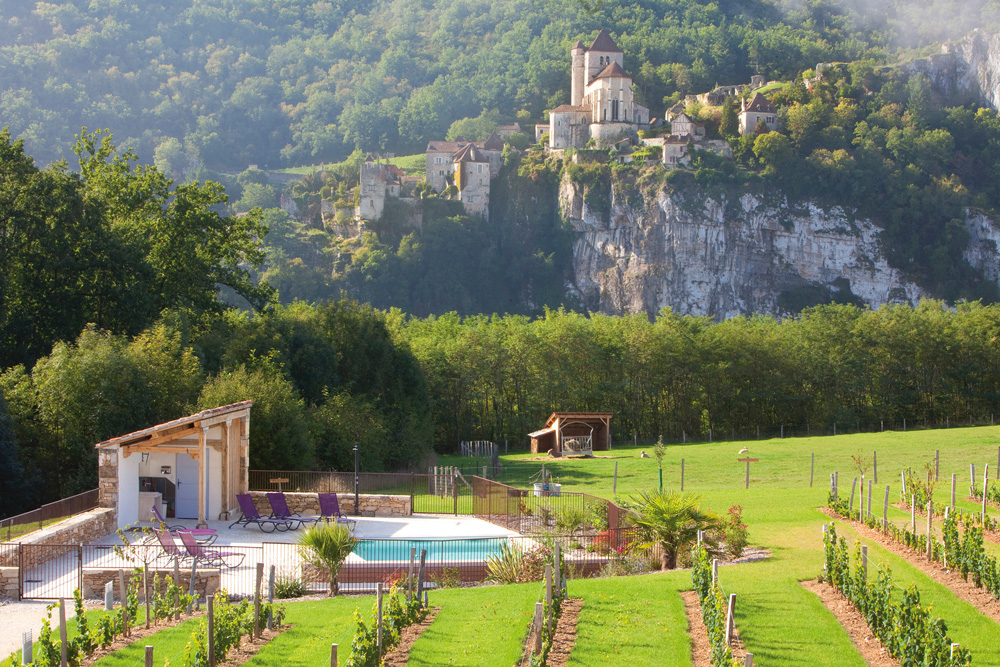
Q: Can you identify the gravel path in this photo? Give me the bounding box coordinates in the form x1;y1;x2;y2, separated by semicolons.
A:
0;597;79;660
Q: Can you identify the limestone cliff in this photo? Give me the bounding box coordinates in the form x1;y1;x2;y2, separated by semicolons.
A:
560;176;929;318
905;31;1000;109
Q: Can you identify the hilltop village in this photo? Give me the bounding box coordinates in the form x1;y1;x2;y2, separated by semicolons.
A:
341;29;780;226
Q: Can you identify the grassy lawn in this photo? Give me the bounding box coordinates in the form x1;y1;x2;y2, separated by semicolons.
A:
405;583;538;667
272;153;424;178
244;596;370;667
91;614;201;667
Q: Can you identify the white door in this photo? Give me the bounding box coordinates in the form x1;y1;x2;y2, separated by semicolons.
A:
175;453;199;519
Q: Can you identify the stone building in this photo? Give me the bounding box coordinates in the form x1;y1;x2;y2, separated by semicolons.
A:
357;155;407;221
669;112;705;141
547;29;650;149
739;92;779;134
424;132;503;218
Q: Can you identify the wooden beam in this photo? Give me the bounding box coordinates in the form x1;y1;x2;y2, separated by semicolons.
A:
197;427;207;528
219;420;230;521
124;425;198;449
125;446;200;456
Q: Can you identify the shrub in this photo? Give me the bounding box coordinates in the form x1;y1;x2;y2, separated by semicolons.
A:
555;507;587;534
274;574;309;599
722;505;749;559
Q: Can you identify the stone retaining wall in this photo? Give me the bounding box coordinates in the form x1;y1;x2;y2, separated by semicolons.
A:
0;566;18;598
0;509;116;568
82;568;220;600
248;492;410;517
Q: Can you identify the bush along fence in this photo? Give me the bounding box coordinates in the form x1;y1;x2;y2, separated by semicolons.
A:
4;567;195;667
821;524;971;667
691;544;746;667
828;483;1000;602
343;582;424;667
519;544;566;667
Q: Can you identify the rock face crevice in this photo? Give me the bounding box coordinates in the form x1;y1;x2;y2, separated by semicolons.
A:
561;176;928;318
906;31;1000;109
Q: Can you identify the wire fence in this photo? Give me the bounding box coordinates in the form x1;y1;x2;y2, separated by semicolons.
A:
0;489;99;542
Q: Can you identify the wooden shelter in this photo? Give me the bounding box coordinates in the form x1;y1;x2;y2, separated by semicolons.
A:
528;412;612;456
96;402;251;529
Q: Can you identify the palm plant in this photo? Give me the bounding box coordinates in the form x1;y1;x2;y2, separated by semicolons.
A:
631;490;720;570
297;522;358;596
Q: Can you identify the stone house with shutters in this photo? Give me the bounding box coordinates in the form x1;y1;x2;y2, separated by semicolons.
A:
547;29;650;149
424;132;504;218
739;92;779;134
357;155;407;221
669;112;705;142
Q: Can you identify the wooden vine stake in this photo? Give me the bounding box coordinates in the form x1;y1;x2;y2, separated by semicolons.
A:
983;465;990;525
377;583;384;660
207;595;215;667
860;545;867;579
254;562;264;641
545;564;553;636
173;559;181;621
926;501;933;561
331;644;338;667
144;646;153;667
725;594;737;646
144;564;150;629
849;477;857;514
882;485;889;532
533;602;544;654
59;599;68;667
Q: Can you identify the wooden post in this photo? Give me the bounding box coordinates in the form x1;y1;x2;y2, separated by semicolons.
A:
408;547;416;604
172;559;181;620
533;602;544;654
911;496;915;531
377;583;384;659
331;644;338;667
188;560;197;615
849;477;857;514
254;562;264;641
545;564;553;636
58;599;68;667
267;565;276;630
810;453;814;488
860;545;867;579
712;558;718;586
453;470;458;515
681;459;685;491
725;594;736;645
983;465;990;524
859;475;864;521
883;485;890;532
144;646;153;667
118;568;126;606
927;501;933;561
834;472;839;500
952;473;956;510
207;595;215;667
867;479;873;520
417;549;427;607
554;543;562;596
144;564;150;629
944;506;950;568
744;654;754;667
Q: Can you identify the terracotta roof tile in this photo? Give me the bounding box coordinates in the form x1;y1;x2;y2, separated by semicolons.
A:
550;104;590;113
593;61;630;81
452;143;487;163
588;29;621;53
744;92;776;114
482;132;504;150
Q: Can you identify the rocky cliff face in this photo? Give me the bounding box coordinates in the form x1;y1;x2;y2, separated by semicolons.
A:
560;176;930;318
906;31;1000;109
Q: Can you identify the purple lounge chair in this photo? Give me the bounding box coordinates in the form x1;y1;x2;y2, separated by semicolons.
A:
318;493;356;528
266;492;320;529
229;494;294;532
177;531;245;569
151;504;217;544
153;529;192;565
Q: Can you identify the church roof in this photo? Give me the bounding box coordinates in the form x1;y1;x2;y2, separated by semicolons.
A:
550;104;590;113
453;143;488;163
743;92;776;114
593;61;630;80
588;29;621;53
571;40;585;50
482;131;504;151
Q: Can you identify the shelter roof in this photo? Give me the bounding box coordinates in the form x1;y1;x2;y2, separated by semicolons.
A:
544;412;613;427
95;401;252;450
528;427;556;439
588;29;621;53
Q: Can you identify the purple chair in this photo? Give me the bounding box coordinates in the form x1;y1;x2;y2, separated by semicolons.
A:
177;531;245;569
229;494;294;532
153;529;192;565
266;492;320;529
151;504;217;544
318;493;356;528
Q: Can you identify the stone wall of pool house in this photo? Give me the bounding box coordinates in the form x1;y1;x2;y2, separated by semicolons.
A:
82;567;220;600
248;491;411;517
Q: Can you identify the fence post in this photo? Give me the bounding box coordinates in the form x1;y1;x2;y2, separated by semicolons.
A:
971;464;976;497
267;565;275;630
58;599;67;667
144;646;153;667
331;644;338;667
867;480;872;520
927;501;933;561
859;475;864;521
810;453;814;488
377;582;384;659
712;558;718;586
744;654;754;667
725;594;736;646
144;564;150;629
545;564;553;636
408;547;416;604
883;485;889;532
453;470;458;516
861;545;867;579
983;465;990;524
417;549;427;608
554;543;562;597
834;472;838;500
188;560;197;614
118;568;126;607
533;601;544;654
207;594;215;667
173;560;181;621
254;562;264;641
849;477;857;514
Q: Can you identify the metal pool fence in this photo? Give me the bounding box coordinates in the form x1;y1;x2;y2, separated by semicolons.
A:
8;529;639;599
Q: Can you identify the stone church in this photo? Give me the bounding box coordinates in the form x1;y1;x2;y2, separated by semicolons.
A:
547;29;650;149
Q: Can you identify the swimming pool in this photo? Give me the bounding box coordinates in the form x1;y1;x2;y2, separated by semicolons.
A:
352;537;508;562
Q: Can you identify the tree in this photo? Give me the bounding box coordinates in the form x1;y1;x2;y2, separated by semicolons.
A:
0;390;28;518
753;131;793;174
297;522;358;596
719;97;738;138
631;490;720;570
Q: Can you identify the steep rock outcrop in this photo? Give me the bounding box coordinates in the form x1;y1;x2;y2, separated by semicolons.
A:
964;210;1000;285
905;31;1000;109
561;176;926;318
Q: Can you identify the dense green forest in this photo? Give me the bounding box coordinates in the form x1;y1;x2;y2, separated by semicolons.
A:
3;0;998;170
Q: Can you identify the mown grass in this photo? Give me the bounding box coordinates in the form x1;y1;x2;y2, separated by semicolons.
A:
273;153;425;177
405;583;538;667
244;596;369;667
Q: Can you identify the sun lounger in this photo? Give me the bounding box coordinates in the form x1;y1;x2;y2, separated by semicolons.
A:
266;492;321;529
153;529;193;566
318;493;357;527
151;504;217;544
229;494;294;532
177;531;245;569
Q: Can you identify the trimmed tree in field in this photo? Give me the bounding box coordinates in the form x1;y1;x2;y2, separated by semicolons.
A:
632;490;720;570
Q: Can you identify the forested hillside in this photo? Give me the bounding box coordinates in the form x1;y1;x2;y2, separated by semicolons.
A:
4;0;997;170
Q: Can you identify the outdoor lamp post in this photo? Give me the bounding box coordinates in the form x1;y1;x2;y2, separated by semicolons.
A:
354;443;360;517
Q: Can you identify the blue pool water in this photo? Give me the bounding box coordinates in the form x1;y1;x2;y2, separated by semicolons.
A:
352;538;506;562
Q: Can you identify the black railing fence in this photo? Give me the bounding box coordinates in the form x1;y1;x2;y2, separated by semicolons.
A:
0;489;99;542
